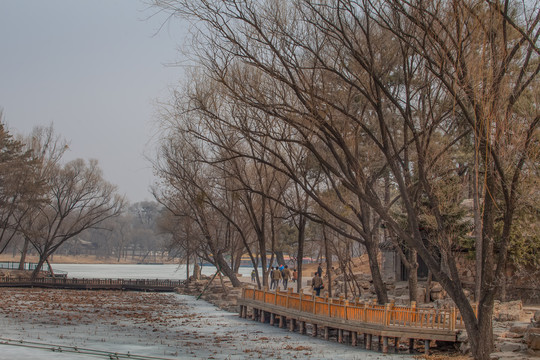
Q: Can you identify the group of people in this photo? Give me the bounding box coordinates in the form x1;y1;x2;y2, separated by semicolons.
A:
270;264;297;290
249;262;325;296
250;265;298;290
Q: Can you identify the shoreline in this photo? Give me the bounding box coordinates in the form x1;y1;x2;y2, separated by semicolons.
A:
0;254;178;265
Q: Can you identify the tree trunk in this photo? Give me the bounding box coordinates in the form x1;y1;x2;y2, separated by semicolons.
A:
186;252;190;281
275;250;286;267
214;253;241;287
408;248;418;303
18;237;30;270
425;271;433;303
365;240;388;304
473;157;483;301
31;255;47;280
323;226;332;297
296;215;306;293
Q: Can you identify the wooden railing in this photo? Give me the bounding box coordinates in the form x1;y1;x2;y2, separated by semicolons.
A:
243;287;476;332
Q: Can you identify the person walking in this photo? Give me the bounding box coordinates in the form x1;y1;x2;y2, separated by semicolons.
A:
281;265;291;290
269;267;276;289
311;272;324;296
317;263;323;277
251;269;256;283
292;269;297;283
271;265;282;290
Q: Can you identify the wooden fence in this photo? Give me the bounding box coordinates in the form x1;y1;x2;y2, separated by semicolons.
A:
239;287;473;354
0;277;183;292
244;287;467;331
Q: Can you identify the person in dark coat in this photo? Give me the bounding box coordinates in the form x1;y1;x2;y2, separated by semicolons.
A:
269;267;276;289
281;265;291;290
317;263;323;277
311;272;324;296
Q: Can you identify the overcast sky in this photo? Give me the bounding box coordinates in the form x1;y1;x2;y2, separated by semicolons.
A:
0;0;188;203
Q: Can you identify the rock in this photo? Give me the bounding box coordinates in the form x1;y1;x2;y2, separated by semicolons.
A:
414;288;426;303
459;340;470;354
534;310;540;325
498;341;522;352
394;295;409;305
430;290;445;301
490;351;528;359
457;331;468;342
527;332;540;350
499;331;524;339
358;280;371;290
431;282;443;292
509;323;529;335
494;300;523;322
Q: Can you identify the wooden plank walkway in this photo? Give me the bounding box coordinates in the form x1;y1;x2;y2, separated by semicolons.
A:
0;277;183;292
238;287;464;354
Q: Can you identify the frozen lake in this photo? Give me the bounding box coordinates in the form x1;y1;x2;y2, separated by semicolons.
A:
0;288;409;360
51;263;255;280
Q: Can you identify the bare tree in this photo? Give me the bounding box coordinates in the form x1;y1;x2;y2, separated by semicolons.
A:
22;159;124;278
153;2;539;358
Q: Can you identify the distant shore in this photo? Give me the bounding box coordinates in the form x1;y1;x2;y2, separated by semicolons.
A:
0;254;325;274
0;254;178;265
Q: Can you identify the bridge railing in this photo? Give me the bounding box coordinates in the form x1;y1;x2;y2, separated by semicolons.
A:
0;277;183;288
243;287;473;331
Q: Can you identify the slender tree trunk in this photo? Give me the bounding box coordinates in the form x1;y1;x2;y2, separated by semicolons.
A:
46;258;54;276
186;252;190;281
18;237;30;270
296;215;306;293
365;239;388;304
408;248;418;303
323;226;332;297
31;254;47;280
425;271;433;303
214;253;241;287
473;154;483;301
275;250;285;267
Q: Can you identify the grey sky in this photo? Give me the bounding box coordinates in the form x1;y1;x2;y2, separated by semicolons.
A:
0;0;187;203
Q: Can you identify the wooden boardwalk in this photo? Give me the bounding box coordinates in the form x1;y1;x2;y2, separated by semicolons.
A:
0;277;183;292
238;287;465;354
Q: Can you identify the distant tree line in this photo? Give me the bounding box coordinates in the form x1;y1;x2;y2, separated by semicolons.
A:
150;1;539;359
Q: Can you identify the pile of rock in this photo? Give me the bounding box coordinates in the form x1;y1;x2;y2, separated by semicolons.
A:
524;310;540;356
175;275;245;312
329;273;373;298
461;302;540;359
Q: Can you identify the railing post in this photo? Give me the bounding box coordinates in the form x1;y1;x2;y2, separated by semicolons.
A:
362;302;367;323
344;300;349;320
450;307;456;331
326;294;330;317
410;301;417;326
286;288;292;308
384;303;393;327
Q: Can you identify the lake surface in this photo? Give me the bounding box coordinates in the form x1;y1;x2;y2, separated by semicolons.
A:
51;263;255;280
